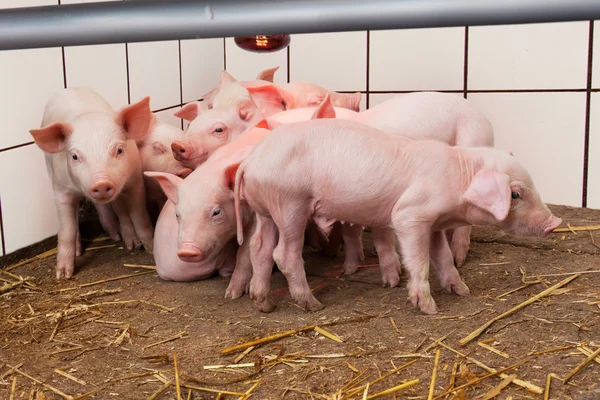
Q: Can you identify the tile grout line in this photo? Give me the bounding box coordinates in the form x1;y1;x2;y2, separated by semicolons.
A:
59;0;67;89
125;43;131;104
178;40;184;130
287;45;291;83
223;37;227;71
0;195;5;256
582;20;594;208
366;30;370;109
463;26;469;99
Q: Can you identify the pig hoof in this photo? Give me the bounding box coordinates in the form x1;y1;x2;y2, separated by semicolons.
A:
76;247;83;257
56;265;74;280
381;271;400;288
451;244;469;268
343;263;359;275
255;299;276;313
225;285;245;300
297;297;325;312
111;233;122;241
450;280;470;296
409;290;438;315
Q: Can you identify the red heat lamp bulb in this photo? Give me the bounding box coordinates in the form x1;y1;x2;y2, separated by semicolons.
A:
234;35;291;53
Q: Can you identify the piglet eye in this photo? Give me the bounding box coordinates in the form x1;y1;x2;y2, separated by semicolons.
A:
175;213;180;220
72;154;78;161
511;192;520;199
212;208;221;217
215;127;223;133
117;147;124;155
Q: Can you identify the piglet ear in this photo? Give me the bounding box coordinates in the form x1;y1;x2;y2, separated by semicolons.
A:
266;119;281;130
219;70;237;87
116;96;153;141
174;102;204;121
30;122;73;153
144;171;183;204
311;94;336;119
255;119;270;129
224;162;242;191
237;98;259;122
461;168;511;221
346;92;362;112
256;66;279;82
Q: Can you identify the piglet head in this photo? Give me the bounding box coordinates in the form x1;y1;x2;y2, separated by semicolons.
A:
461;152;562;238
31;96;153;204
145;161;242;263
172;98;262;169
245;83;295;117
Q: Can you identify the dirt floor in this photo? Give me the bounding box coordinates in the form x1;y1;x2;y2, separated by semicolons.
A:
1;204;599;400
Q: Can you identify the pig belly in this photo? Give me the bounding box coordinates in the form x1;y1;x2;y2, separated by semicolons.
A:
154;202;217;281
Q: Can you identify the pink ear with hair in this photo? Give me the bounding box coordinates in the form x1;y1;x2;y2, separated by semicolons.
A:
143;171;183;204
311;94;336;119
219;70;237;87
116;96;153;141
461;169;511;221
29;122;73;153
256;66;279;83
174;102;205;121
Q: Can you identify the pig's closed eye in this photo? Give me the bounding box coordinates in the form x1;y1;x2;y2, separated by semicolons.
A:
212;208;221;217
511;192;521;199
215;128;223;133
175;213;180;220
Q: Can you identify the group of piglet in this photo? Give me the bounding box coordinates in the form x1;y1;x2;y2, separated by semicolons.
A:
30;65;562;315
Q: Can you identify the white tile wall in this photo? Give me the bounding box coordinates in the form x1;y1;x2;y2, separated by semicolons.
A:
64;44;129;110
587;93;600;209
469;93;586;207
469;22;589;90
0;0;55;9
154;108;183;129
369;93;464;109
0;146;58;254
180;39;224;103
370;27;465;91
128;41;181;110
224;38;288;85
290;32;367;91
0;47;64;149
593;20;600;89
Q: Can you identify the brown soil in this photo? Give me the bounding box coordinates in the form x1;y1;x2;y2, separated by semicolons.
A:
1;204;599;400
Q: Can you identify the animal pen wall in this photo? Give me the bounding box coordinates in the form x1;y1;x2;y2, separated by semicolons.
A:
0;0;599;259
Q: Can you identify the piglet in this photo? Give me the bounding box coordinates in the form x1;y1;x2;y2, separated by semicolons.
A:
30;87;155;279
234;118;561;314
280;81;362;112
136;114;191;211
171;81;265;169
145;120;273;294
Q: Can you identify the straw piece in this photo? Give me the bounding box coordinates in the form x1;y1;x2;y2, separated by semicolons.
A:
220;315;376;354
389;317;400;333
78;271;154;288
106;371;156;382
123;263;157;270
9;376;16;400
362;383;370;400
428;338;543;394
526;269;600;279
562;347;600;383
85;244;116;251
54;369;86;386
186;389;192;400
347;363;359;373
533;344;582;355
544;373;555;400
432;359;527;399
148;382;170;400
90;236;112;243
234;346;255;364
0;363;23;380
579;346;600;364
203;363;255;370
478;342;510;359
143;331;187;350
495;282;539;299
481;374;516;400
553;224;600;232
344;360;418;398
5;248;58;272
427;350;440;400
174;353;182;400
1;277;33;295
71;385;106;400
7;364;73;399
365;379;420;399
242;379;261;399
179;383;245;396
459;274;579;345
314;326;344;343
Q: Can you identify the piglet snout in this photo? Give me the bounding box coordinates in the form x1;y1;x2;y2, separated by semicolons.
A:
171;141;190;161
89;179;116;202
542;215;563;237
177;242;205;263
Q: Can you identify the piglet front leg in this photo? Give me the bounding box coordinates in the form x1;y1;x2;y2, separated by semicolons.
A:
371;227;401;287
392;214;438;314
111;197;141;251
340;223;364;275
95;203;122;241
249;214;278;312
126;174;154;253
430;231;470;296
226;218;256;299
54;191;80;279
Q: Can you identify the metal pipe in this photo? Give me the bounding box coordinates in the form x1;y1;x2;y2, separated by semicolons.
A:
1;0;600;51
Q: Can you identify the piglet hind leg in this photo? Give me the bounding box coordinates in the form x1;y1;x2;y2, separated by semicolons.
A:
124;175;155;253
111;197;141;251
430;231;470;296
272;209;324;312
340;223;364;275
95;202;122;241
371;227;402;288
450;226;472;267
54;192;80;279
249;214;278;312
226;220;256;299
392;215;438;314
